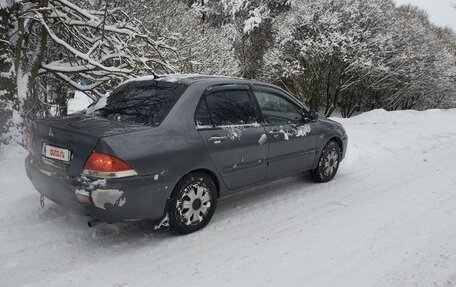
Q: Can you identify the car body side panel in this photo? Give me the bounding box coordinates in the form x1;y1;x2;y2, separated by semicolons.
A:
263;123;319;178
197;125;268;190
311;118;348;169
249;84;319;178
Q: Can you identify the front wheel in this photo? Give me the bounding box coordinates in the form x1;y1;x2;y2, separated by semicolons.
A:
310;140;341;183
168;172;217;234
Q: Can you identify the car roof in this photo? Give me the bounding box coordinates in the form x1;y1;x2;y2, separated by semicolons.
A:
115;74;293;98
120;73;272;87
155;74;266;85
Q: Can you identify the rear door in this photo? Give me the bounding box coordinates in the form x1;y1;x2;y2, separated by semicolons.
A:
252;87;319;179
195;85;268;190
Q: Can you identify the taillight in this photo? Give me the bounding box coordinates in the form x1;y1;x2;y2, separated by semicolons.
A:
83;151;138;178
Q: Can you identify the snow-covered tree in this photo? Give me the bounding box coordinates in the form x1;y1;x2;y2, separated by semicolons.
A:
264;0;456;116
265;0;396;115
2;0;455;153
188;0;291;78
131;0;239;76
380;5;456;111
0;0;175;147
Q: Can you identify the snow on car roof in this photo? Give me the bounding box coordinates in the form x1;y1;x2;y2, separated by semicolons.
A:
156;74;236;83
119;73;245;87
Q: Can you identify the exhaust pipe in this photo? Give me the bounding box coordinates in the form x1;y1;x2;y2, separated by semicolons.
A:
87;219;101;228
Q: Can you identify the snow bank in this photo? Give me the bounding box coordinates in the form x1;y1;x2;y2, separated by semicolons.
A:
333;108;455;125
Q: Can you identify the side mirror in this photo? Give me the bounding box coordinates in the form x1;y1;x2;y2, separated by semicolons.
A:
309;111;319;122
303;110;319;123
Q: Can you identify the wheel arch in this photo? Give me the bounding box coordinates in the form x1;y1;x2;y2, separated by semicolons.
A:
162;168;221;220
329;136;344;156
313;135;344;169
172;168;221;199
186;168;221;198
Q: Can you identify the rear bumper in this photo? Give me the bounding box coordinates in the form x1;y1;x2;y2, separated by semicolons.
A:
25;154;172;223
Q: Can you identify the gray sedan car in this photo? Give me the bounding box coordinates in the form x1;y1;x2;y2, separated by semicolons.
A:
25;75;348;234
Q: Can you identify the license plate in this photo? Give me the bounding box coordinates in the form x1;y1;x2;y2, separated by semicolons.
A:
43;144;71;163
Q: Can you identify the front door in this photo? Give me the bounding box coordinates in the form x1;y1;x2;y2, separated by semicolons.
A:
252;88;318;179
195;86;268;190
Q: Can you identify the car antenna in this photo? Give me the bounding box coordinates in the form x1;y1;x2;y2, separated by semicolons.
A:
151;71;160;79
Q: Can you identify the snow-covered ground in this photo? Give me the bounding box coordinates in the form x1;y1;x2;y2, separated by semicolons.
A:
1;109;456;287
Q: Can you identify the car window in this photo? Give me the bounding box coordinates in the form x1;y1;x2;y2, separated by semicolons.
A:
195;99;212;127
91;80;188;126
254;91;303;124
200;90;257;126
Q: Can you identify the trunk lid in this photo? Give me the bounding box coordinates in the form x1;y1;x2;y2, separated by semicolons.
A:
31;114;150;176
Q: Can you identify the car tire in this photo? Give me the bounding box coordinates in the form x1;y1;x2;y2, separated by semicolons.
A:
168;172;217;235
310;140;341;183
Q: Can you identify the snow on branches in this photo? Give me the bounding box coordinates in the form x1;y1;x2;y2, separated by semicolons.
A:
188;0;292;78
36;0;176;99
265;0;456;116
0;0;176;146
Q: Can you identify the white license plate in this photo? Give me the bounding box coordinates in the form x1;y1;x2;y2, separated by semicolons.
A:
43;144;71;162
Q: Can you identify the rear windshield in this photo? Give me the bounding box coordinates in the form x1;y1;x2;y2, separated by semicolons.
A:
90;80;188;126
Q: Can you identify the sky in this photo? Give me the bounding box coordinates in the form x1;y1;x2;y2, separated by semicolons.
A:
394;0;456;30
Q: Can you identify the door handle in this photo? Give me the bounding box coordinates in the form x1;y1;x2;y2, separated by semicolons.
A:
269;129;282;138
207;136;227;144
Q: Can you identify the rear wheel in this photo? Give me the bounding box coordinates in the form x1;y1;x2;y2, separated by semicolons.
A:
310;140;341;183
168;172;217;234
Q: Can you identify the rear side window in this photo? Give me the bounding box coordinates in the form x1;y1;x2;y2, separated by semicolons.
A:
195;100;212;127
91;80;188;126
196;90;257;126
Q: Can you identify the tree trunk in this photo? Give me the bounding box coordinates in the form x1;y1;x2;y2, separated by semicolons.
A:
0;4;18;146
1;0;49;147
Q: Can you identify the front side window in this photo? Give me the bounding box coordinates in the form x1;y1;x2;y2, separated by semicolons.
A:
254;91;303;124
197;90;257;126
